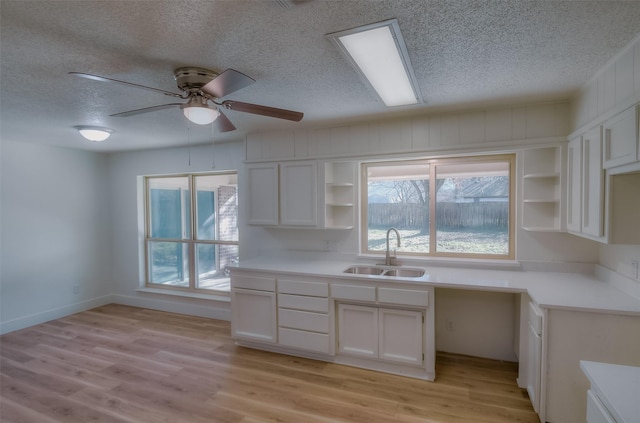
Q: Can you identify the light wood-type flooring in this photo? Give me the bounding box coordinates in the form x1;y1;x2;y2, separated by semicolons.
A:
0;304;539;423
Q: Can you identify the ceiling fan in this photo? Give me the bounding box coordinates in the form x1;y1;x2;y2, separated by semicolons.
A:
70;67;304;132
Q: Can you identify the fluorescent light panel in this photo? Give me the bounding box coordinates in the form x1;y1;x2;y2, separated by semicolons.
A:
328;19;422;107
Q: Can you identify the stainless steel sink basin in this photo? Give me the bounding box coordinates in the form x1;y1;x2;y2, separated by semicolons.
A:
382;268;425;278
343;266;385;275
343;266;425;278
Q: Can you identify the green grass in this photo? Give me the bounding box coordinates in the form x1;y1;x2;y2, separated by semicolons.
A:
367;227;508;255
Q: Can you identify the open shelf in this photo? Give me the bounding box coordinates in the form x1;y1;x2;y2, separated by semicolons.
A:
521;146;565;232
324;162;355;229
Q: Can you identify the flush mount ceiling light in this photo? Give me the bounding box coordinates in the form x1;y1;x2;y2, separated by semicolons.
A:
327;19;422;107
181;95;221;125
74;125;113;142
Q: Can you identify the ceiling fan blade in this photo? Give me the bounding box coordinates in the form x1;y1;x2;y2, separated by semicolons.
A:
221;100;303;122
201;69;255;98
215;111;236;133
110;103;183;117
70;72;184;98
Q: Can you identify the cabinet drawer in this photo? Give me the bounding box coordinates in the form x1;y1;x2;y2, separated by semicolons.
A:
278;327;331;354
278;308;330;333
586;390;615;423
278;279;329;297
528;302;543;336
378;288;429;307
232;274;276;292
278;293;329;313
332;284;376;302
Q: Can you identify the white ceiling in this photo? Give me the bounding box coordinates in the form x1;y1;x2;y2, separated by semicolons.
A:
1;1;639;153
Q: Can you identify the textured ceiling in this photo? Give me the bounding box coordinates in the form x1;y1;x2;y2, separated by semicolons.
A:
1;0;639;152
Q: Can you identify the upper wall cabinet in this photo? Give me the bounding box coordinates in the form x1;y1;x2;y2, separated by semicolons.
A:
603;105;639;169
567;126;605;241
567;123;640;244
247;161;317;227
247;163;279;225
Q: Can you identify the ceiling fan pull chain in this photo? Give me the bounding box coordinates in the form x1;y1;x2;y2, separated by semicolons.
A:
187;120;192;166
211;123;216;169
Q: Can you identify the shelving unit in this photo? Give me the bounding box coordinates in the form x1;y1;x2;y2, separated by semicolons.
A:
521;146;565;232
324;161;355;229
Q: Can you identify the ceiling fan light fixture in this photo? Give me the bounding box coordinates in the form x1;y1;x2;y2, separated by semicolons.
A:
74;125;113;142
327;19;422;107
182;96;220;125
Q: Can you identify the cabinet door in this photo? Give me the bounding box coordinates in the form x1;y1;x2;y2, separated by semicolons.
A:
247;163;279;225
231;289;277;343
581;127;604;238
527;321;542;413
280;161;317;226
567;136;582;233
338;304;378;359
603;105;638;169
378;308;423;366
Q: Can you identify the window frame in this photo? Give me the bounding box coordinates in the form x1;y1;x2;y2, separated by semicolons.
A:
360;154;515;260
143;171;238;294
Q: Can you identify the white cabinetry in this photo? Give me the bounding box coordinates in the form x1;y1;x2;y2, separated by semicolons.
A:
338;304;424;366
518;295;545;420
323;161;355;229
378;308;424;366
603;105;638;169
280;161;317;226
567;137;582;233
338;303;378;359
581;361;640;423
247;163;279;225
231;273;277;343
521;146;565;232
231;268;435;381
581;126;605;237
277;279;333;354
540;310;640;423
526;301;543;415
247;161;317;227
566;126;605;241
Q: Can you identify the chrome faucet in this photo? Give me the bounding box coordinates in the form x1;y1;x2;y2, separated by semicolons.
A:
385;227;401;266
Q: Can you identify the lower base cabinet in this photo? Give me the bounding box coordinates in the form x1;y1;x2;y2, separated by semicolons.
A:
338;303;424;366
230;269;435;381
231;288;277;343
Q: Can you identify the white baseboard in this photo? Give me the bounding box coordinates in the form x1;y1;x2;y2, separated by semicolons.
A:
0;295;116;335
112;294;231;321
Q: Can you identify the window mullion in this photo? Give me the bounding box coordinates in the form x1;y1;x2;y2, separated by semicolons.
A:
189;175;197;290
429;164;437;255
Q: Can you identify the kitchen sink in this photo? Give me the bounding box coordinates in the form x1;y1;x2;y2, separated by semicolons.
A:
343;266;385;275
383;268;425;278
343;266;425;278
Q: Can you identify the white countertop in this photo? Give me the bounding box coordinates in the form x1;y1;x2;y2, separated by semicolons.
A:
234;253;640;315
581;361;640;423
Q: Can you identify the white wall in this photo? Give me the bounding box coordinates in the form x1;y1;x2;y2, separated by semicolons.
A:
106;141;244;320
435;289;518;361
0;140;113;334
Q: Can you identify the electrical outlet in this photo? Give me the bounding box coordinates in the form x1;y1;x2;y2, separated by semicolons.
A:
632;260;639;281
73;284;80;295
446;320;455;332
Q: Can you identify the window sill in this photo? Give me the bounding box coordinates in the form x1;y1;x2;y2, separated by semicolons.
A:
136;287;230;303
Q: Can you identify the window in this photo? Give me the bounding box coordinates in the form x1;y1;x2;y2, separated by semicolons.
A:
362;154;514;259
145;172;238;294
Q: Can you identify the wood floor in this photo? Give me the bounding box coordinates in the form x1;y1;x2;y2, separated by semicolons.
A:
0;304;539;423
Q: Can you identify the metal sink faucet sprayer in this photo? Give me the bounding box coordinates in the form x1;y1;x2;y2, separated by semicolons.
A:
385;227;401;266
